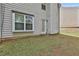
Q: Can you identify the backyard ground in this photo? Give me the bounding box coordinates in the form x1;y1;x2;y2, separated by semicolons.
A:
0;34;79;56
60;28;79;37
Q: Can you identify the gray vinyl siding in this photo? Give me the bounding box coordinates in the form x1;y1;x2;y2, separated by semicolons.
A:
0;4;5;38
46;3;51;34
0;4;1;37
1;3;42;38
51;4;59;34
0;3;59;38
46;4;59;34
2;4;12;38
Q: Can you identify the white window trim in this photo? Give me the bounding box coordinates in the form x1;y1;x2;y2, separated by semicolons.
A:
24;15;26;31
12;12;34;32
32;17;34;31
12;13;15;32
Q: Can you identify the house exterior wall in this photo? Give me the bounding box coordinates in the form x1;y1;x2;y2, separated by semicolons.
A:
46;4;59;34
51;4;59;34
0;4;1;37
2;3;42;38
46;3;50;34
60;7;79;27
0;3;59;38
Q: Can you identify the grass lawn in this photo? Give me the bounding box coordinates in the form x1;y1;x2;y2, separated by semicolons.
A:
0;34;79;56
60;28;79;37
61;31;79;37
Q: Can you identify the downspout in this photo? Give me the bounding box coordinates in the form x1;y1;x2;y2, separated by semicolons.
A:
57;3;61;34
0;3;5;42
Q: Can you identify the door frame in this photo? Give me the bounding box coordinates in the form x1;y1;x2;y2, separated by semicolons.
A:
41;19;47;34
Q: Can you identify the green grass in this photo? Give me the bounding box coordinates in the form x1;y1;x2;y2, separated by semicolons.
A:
0;34;79;56
61;31;79;37
60;28;79;37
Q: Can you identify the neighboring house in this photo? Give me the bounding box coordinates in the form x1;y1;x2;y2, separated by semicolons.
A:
0;3;59;38
60;6;79;28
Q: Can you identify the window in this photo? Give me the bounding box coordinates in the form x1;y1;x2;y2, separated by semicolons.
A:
12;12;34;32
15;13;24;30
41;4;46;10
26;15;33;30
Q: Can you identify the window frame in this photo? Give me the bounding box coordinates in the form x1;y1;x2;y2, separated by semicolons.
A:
12;12;34;32
41;4;46;11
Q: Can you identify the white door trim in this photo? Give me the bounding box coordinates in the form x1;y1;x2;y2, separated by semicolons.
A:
41;19;47;34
